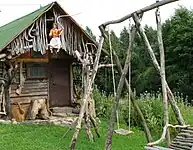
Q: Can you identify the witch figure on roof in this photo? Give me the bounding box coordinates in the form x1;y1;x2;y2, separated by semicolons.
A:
48;23;63;53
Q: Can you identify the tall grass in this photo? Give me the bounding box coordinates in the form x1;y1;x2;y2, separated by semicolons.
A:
94;88;193;139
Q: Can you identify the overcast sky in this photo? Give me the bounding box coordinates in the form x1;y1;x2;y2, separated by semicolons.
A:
0;0;193;38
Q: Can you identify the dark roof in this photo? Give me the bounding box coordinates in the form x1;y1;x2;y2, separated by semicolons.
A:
0;1;96;51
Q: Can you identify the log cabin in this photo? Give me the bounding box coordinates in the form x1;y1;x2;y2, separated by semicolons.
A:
0;1;97;117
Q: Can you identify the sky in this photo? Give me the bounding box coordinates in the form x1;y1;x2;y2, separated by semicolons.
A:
0;0;193;39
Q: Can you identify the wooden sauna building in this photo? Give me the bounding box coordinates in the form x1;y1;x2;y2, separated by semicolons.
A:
0;1;97;114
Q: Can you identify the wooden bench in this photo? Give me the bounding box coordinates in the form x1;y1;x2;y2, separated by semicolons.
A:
145;127;193;150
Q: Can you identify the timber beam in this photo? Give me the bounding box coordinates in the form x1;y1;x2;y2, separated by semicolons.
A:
99;0;179;31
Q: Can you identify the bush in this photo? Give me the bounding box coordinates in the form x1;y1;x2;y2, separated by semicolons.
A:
93;88;114;118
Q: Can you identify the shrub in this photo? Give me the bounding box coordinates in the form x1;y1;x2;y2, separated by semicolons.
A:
93;88;114;118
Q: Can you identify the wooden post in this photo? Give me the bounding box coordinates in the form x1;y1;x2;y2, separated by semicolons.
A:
105;27;136;150
16;61;25;95
4;61;18;119
113;51;153;142
156;7;170;144
4;86;11;119
71;36;104;150
70;63;74;104
132;13;185;126
83;56;94;142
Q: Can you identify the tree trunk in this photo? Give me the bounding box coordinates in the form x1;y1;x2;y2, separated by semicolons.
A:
105;27;136;150
113;51;153;142
133;13;185;126
156;8;170;144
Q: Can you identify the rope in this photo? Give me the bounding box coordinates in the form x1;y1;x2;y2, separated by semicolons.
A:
108;18;132;131
108;26;119;129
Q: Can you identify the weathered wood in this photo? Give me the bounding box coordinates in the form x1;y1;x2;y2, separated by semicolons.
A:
24;79;48;84
11;96;47;104
145;146;174;150
15;58;48;63
178;132;193;138
100;0;179;29
172;141;193;147
16;62;25;95
11;84;48;90
147;124;189;146
4;86;11;119
169;145;186;150
4;61;18;119
175;135;193;141
0;53;7;59
181;129;193;134
186;127;193;131
174;137;193;144
71;36;104;150
148;7;170;146
170;143;191;150
11;91;48;98
105;27;136;150
12;87;48;93
70;63;74;104
133;13;185;126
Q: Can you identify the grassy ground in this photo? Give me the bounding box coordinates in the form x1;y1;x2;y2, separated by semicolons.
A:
0;121;146;150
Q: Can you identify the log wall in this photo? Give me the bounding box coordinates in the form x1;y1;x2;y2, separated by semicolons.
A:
10;66;48;104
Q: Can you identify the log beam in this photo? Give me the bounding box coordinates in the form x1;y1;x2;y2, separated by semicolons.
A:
99;0;179;30
156;7;170;145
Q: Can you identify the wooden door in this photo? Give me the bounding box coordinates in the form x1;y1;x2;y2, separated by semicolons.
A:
49;59;71;107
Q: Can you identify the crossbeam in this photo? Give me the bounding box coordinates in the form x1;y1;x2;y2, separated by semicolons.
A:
99;0;179;29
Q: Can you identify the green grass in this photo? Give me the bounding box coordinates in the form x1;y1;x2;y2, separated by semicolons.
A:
0;121;146;150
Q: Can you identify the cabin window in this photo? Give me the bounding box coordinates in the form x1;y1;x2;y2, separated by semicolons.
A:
27;63;47;78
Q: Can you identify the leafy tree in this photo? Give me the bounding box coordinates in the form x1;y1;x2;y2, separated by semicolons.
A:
163;6;193;100
85;26;96;41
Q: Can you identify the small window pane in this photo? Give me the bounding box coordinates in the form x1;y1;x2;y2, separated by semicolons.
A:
27;63;46;78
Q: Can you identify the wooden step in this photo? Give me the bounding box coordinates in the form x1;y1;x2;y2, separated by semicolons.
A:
51;107;73;113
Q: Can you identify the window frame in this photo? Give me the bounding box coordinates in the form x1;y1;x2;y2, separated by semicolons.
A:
26;62;47;79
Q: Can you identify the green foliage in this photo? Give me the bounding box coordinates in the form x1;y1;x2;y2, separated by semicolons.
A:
163;6;193;100
85;26;96;41
94;87;114;118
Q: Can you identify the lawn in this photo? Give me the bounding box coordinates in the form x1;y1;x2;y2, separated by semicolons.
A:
0;121;146;150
